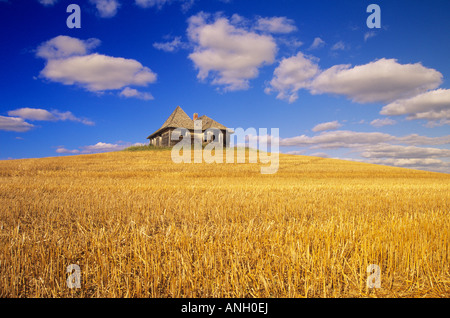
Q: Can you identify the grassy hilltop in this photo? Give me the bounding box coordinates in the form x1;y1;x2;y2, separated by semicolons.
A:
0;150;449;297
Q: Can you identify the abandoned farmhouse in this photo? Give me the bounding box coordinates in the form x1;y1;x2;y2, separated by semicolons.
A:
147;106;232;147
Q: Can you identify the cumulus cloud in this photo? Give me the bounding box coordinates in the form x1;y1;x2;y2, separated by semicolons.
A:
187;12;277;91
380;88;450;126
310;58;443;103
7;108;95;126
40;54;156;91
0;116;34;132
311;120;342;132
119;87;154;100
37;35;157;93
36;36;101;60
90;0;120;18
267;55;443;104
370;118;397;127
308;37;325;50
254;16;297;34
264;52;319;103
8;108;56;121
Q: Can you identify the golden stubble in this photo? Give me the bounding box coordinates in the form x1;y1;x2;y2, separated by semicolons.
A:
0;150;448;297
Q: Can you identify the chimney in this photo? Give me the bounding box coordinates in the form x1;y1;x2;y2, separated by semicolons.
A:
193;113;198;120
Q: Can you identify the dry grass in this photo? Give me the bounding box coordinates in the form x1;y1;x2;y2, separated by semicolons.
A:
0;150;448;297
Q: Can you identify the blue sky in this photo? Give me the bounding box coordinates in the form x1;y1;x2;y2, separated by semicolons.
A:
0;0;449;172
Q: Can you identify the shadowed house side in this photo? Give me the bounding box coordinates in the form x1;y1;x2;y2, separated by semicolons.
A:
147;106;232;147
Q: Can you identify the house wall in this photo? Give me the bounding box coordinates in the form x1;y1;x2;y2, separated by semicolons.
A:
161;131;170;147
150;128;230;147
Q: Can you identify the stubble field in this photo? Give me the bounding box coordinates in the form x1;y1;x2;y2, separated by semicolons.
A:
0;150;448;297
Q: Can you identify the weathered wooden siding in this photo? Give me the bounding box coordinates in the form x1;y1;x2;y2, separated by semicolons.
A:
150;128;230;147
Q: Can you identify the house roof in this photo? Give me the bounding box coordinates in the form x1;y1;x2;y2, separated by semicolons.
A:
147;106;230;139
198;115;228;130
160;106;195;130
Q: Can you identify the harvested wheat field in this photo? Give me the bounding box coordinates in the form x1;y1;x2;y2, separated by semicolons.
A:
0;149;449;298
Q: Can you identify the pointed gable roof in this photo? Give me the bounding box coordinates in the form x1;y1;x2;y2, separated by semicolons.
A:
198;115;228;130
160;106;194;130
147;106;230;139
147;106;194;139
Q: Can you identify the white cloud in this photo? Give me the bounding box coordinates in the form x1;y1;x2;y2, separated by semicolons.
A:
52;110;95;125
180;0;194;12
281;130;450;149
370;118;397;127
280;130;395;148
254;16;297;34
7;108;95;126
380;88;450;126
359;144;450;172
366;158;449;168
364;31;377;42
56;147;80;154
8;108;56;121
360;144;450;159
38;0;58;6
280;130;450;173
308;37;325;50
36;36;101;60
310;58;443;103
187;12;277;91
57;141;144;155
331;41;346;51
397;134;450;146
37;36;157;92
135;0;194;11
119;87;154;100
153;36;185;52
278;38;303;49
90;0;120;18
312;120;342;132
81;142;127;153
264;52;319;103
0;116;34;132
135;0;171;8
266;55;443;105
41;54;156;91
